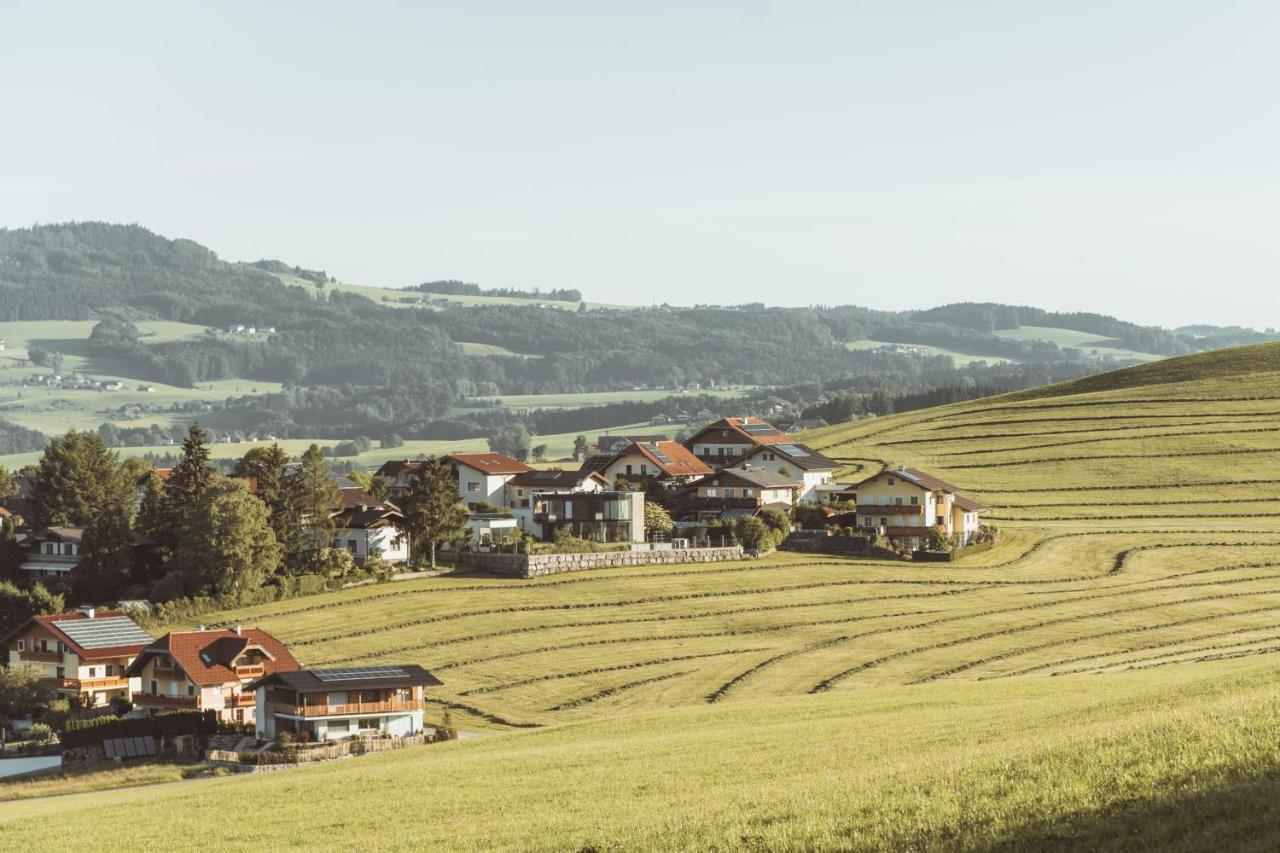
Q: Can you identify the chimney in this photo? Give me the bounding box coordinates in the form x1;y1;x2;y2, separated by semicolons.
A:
234;625;242;636
197;624;205;631
81;606;95;619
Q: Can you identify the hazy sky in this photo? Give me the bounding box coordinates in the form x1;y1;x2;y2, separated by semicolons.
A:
2;3;1277;327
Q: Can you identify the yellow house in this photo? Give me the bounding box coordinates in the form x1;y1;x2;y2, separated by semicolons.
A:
852;466;985;549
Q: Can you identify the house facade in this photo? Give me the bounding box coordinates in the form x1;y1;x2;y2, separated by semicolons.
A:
18;527;84;580
251;664;442;741
532;491;645;543
595;441;712;488
736;442;840;502
126;627;300;725
447;453;536;510
852;466;986;549
331;503;410;564
685;417;789;464
507;470;608;537
374;459;424;499
1;609;153;707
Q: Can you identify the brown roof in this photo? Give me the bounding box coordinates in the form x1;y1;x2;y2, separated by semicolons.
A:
578;455;614;476
854;466;963;494
687;417;789;447
249;664;442;694
622;441;713;477
447;453;536;475
136;468;173;486
700;467;800;490
510;470;609;489
331;504;405;528
2;610;155;661
375;459;425;477
953;495;987;512
740;443;841;471
126;627;300;686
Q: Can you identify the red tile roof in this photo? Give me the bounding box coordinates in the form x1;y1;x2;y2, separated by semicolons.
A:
1;610;155;661
623;441;713;477
447;453;536;475
128;627;300;686
687;417;790;446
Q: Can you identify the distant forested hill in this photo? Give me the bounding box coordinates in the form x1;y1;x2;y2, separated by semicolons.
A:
2;222;1275;443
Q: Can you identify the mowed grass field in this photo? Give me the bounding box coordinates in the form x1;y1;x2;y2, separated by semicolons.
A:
7;342;1280;849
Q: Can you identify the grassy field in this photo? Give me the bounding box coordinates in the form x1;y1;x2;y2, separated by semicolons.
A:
7;342;1280;847
275;274;637;312
993;324;1164;362
844;338;1015;366
458;387;751;412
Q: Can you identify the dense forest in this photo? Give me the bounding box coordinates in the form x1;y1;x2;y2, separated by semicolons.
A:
2;222;1276;442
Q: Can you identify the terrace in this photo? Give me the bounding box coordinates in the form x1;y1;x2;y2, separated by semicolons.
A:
132;692;197;709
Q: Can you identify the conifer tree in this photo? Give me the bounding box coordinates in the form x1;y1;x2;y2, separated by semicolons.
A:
403;456;468;568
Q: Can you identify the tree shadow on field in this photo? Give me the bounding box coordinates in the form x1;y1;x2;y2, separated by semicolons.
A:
979;771;1280;852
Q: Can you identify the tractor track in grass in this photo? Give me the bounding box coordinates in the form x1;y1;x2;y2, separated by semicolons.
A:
918;411;1280;433
546;670;697;712
323;609;939;671
936;426;1280;459
973;479;1280;495
997;623;1280;679
811;587;1280;693
1119;642;1280;671
458;648;765;697
1003;498;1280;509
429;698;541;729
948;446;1279;469
704;558;1280;701
881;419;1280;447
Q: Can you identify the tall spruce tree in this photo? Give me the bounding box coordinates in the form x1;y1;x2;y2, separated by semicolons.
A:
29;430;128;529
290;444;340;569
176;479;280;603
77;492;136;602
403;456;468;568
235;444;302;573
158;424;214;556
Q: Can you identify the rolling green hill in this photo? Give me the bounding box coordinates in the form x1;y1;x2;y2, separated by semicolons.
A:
7;344;1280;848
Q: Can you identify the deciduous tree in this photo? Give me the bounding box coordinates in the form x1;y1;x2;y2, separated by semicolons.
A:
176;479;280;603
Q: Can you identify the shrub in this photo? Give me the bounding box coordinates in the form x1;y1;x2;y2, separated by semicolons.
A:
29;722;51;741
277;730;294;746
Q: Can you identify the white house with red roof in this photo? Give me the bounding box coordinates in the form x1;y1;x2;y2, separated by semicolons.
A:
685;417;790;464
125;626;300;725
594;440;712;488
2;609;154;707
736;442;842;502
446;452;536;511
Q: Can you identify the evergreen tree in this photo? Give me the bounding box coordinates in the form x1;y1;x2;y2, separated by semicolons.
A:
235;444;303;574
158;424;214;555
29;430;129;529
77;493;136;602
135;471;166;541
290;444;340;568
176;479;280;603
403;457;468;568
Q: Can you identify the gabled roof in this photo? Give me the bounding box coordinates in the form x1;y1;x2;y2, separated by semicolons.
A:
125;627;300;686
2;610;154;661
700;467;801;490
331;503;405;528
618;441;713;477
337;487;391;509
687;417;789;446
509;470;609;490
374;459;425;478
578;455;614;475
40;527;85;544
248;663;442;693
447;453;536;476
741;443;841;471
136;468;173;486
953;495;987;512
854;466;963;494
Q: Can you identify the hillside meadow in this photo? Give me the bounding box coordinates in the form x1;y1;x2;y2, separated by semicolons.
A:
5;341;1280;848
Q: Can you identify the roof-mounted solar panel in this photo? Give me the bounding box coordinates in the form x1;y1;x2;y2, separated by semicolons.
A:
313;666;408;682
56;617;154;649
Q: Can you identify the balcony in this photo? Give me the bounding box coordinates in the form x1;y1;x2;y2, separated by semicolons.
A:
228;693;255;707
857;504;924;516
152;666;185;680
20;649;62;663
234;664;265;679
61;677;131;692
270;699;422;718
133;692;197;709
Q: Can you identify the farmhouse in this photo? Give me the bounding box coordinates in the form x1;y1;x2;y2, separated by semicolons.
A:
596;434;668;455
2;609;153;708
735;442;840;502
126;626;300;725
684;467;799;522
685;417;789;464
19;527;157;582
447;452;537;510
250;664;442;741
853;466;986;549
374;459;424;498
330;502;410;564
591;440;712;488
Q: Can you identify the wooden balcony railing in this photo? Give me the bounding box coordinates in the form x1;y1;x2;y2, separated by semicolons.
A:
19;649;62;663
228;693;255;707
133;692;197;709
270;699;421;718
61;677;131;692
153;666;185;680
234;664;265;679
857;504;925;516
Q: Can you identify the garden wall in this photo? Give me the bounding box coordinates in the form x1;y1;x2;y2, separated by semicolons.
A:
458;546;746;578
911;541;996;562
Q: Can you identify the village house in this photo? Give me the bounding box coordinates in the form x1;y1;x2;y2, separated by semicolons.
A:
685;417;790;464
530;491;645;543
596;434;668;455
250;664;442;741
684;467;799;522
852;466;986;550
588;440;712;488
330;502;410;564
447;453;537;510
126;626;300;725
506;469;609;536
374;459;424;498
2;609;154;708
19;527;158;583
736;442;841;502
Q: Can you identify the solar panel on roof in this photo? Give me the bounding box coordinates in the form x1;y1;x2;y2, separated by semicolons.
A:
641;443;672;464
313;666;408;682
741;424;780;435
776;444;809;457
56;617;153;649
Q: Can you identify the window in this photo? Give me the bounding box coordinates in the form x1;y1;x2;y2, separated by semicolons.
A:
742;488;753;497
724;488;734;498
151;680;157;695
887;478;895;485
705;488;717;498
894;497;903;506
56;667;64;679
864;518;874;527
880;517;887;526
88;667;97;678
640;464;648;476
467;482;480;493
16;640;23;651
105;665;114;676
188;683;195;696
910;496;918;505
626;464;633;476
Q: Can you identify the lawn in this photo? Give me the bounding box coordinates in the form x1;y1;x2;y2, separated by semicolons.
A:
992;324;1164;362
843;338;1015;366
275;275;637;312
458;387;751;411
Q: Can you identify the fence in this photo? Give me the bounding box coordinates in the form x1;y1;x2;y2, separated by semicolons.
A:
206;734;431;767
458;546;746;578
62;710;217;751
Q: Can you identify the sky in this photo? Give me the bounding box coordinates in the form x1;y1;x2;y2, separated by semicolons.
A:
1;2;1277;328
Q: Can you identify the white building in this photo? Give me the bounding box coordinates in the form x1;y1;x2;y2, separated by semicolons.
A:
251;665;442;741
736;442;841;502
330;503;410;564
446;453;536;510
506;469;609;537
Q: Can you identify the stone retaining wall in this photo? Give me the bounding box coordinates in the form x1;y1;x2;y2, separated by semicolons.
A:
458;546;747;578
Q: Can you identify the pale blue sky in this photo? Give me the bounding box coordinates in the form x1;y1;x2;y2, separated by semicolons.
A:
2;3;1277;327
